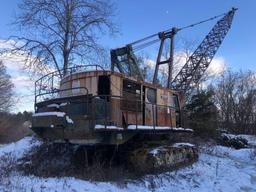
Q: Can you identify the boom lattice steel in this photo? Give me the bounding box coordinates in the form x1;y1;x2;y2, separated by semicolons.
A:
171;8;237;93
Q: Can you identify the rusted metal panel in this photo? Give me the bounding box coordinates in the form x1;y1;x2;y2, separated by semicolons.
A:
85;77;91;93
90;76;97;95
171;110;176;127
156;106;169;127
145;103;153;126
157;89;169;105
57;70;181;129
123;111;143;127
110;75;121;96
121;79;142;112
110;98;122;127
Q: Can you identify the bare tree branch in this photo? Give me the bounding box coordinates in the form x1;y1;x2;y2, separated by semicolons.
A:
4;0;118;76
214;70;256;134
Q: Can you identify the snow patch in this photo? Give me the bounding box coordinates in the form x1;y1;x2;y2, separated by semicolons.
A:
33;112;66;117
47;102;68;108
149;147;165;156
128;125;170;130
127;125;193;132
95;124;123;130
172;127;194;132
172;143;195;147
66;116;74;124
60;102;68;107
209;145;256;162
47;103;60;108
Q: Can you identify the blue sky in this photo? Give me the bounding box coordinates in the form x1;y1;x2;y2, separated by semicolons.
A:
0;0;255;112
0;0;255;70
110;0;256;71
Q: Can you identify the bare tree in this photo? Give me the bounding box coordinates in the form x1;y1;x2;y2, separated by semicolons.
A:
214;70;256;134
0;61;14;112
6;0;117;76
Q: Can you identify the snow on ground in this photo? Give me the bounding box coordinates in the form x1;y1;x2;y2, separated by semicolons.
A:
0;137;42;160
0;137;256;192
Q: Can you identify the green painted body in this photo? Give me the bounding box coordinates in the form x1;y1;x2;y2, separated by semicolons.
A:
32;95;138;145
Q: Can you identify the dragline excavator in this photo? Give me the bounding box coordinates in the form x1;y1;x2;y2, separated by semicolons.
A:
31;8;237;172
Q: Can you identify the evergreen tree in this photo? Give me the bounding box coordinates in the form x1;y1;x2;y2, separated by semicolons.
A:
185;89;218;138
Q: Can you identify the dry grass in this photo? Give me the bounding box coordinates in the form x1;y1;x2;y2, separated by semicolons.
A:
0;120;32;144
17;142;136;182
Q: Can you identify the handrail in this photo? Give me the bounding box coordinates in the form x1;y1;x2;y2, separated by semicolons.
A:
35;65;105;100
34;93;178;130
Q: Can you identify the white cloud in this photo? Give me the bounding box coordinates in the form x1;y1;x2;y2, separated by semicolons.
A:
12;75;34;91
0;39;16;49
2;70;34;112
143;51;227;83
1;54;24;73
206;57;226;78
143;58;155;69
0;39;58;112
0;40;35;112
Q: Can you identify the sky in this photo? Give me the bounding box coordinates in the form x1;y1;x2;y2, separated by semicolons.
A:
0;0;255;112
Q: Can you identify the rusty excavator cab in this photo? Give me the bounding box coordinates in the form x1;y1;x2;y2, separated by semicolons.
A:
32;65;186;145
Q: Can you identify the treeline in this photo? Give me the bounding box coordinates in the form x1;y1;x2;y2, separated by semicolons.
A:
214;70;256;134
186;70;256;136
0;111;33;143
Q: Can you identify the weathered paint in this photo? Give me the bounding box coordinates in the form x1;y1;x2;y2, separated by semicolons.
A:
32;70;184;145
